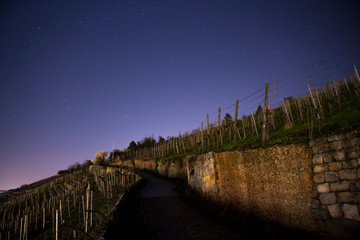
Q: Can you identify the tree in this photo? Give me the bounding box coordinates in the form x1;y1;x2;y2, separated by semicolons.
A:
256;105;263;115
140;137;156;148
158;136;165;143
223;113;232;125
92;151;108;165
128;141;138;151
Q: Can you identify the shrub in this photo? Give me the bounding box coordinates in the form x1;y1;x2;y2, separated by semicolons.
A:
92;151;108;165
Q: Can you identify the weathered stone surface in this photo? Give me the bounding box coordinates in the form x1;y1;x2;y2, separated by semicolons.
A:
317;183;330;193
324;172;339;182
330;181;349;192
312;154;323;164
309;137;327;147
312;146;319;154
328;134;345;142
311;199;320;209
333;151;346;161
311;190;318;198
344;137;359;148
328;204;343;219
344;130;360;140
330;141;343;151
338;192;360;203
342;204;360;221
319;192;337;205
322;152;333;163
314;164;328;173
343;160;358;169
350;181;360;191
344;139;359;149
328;162;343;171
339;169;357;180
347;149;359;159
318;143;330;153
314;173;324;183
311;208;328;219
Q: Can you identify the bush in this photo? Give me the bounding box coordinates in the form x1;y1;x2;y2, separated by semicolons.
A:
92;151;108;165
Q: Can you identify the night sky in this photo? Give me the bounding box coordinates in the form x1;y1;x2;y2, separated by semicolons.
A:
1;0;359;190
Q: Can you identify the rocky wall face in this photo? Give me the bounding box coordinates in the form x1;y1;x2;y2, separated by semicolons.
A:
168;158;187;178
187;152;219;200
157;157;187;178
157;159;169;176
213;144;314;230
310;130;360;236
134;159;156;171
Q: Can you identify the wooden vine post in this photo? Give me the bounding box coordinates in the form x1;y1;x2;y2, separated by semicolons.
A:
201;121;204;152
206;113;210;150
262;83;269;142
218;107;223;147
354;65;360;83
233;99;239;142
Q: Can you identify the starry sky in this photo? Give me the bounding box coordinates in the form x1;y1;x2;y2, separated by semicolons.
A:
1;0;359;190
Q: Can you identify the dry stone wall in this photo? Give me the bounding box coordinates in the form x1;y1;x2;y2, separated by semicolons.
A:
310;130;360;236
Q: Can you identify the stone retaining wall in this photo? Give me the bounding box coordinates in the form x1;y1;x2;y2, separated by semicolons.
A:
310;130;360;237
157;157;187;178
187;145;315;230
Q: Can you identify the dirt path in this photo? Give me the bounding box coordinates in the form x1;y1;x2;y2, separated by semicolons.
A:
105;173;245;240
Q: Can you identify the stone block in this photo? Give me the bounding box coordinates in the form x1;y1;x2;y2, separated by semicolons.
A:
311;199;320;209
314;164;328;173
344;138;359;149
350;181;360;191
310;137;327;147
338;192;360;203
317;183;330;193
328;204;343;219
311;208;328;220
311;190;318;198
312;146;319;154
323;152;333;163
347;149;359;159
328;162;343;171
333;151;346;161
342;204;360;221
339;169;357;180
328;134;345;142
324;172;339;182
330;181;349;192
319;192;337;205
314;173;324;183
318;143;330;153
344;130;360;139
313;154;323;164
330;141;343;151
343;160;358;169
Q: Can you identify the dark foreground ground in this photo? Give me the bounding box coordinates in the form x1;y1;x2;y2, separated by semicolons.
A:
105;173;324;240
